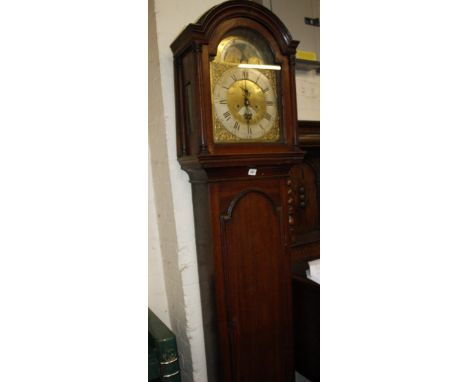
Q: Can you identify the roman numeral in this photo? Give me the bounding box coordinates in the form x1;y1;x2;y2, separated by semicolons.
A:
247;125;252;135
259;124;265;130
264;112;272;121
231;74;237;81
262;86;270;93
233;121;240;130
219;99;227;104
266;101;274;106
242;71;248;79
223;111;231;120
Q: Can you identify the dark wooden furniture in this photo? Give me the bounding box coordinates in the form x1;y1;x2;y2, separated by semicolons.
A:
292;261;320;382
289;121;320;263
170;1;303;381
289;120;320;381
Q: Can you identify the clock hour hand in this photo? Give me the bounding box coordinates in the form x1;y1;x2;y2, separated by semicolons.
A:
240;86;250;98
243;96;253;123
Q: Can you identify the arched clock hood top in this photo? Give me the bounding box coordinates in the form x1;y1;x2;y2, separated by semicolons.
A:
170;0;299;57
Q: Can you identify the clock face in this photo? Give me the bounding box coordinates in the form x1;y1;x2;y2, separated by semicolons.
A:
213;67;277;140
210;30;281;143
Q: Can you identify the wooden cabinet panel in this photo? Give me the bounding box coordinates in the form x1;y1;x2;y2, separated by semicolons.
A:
289;162;319;236
220;189;289;381
289;146;320;262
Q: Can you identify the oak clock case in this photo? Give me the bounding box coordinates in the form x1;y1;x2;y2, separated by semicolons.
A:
170;2;302;381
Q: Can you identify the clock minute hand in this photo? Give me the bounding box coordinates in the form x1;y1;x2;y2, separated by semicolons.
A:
241;79;250;98
243;96;253;122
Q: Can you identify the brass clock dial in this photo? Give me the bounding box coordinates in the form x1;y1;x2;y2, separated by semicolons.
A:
210;30;281;143
213;67;277;140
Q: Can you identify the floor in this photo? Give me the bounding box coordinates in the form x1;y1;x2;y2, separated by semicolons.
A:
295;371;312;382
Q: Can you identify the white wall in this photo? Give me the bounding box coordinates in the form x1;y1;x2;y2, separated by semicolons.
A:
271;0;320;58
148;0;225;381
148;153;170;326
296;68;320;121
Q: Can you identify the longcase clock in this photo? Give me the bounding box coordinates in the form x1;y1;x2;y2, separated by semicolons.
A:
170;1;303;381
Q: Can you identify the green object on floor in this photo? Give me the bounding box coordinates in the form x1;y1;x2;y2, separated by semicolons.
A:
148;309;181;382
